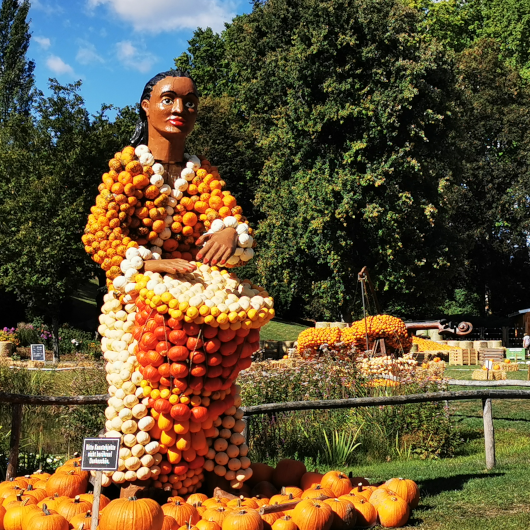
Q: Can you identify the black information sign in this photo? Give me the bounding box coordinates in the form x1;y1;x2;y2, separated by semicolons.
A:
30;344;46;361
81;438;120;471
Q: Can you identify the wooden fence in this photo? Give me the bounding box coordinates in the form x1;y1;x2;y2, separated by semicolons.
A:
1;380;529;478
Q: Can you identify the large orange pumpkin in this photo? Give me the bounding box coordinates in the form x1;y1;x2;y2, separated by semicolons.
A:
23;505;69;530
300;485;334;500
221;509;263;530
292;499;333;530
367;488;394;510
322;498;356;530
56;496;92;521
162;515;179;530
320;473;352;498
202;507;233;526
68;510;93;529
98;497;164;530
384;478;419;508
349;499;376;528
271;461;306;489
5;501;40;530
377;496;410;528
271;515;298;530
45;472;87;498
162;501;200;526
299;472;323;492
248;464;274;487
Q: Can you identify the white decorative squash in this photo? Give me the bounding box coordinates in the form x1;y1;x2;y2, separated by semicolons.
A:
124;456;141;471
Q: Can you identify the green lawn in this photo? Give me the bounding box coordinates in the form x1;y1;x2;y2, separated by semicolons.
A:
259;319;309;341
337;367;530;529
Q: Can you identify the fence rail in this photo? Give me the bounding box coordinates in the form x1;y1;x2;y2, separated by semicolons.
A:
2;380;529;478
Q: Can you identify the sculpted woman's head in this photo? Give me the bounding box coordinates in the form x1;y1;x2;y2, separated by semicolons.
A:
131;69;199;154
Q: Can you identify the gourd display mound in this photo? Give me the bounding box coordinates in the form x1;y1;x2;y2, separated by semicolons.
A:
0;459;418;529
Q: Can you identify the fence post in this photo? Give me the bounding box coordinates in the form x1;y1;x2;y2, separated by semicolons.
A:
482;398;496;469
91;471;102;530
242;416;250;445
6;404;22;480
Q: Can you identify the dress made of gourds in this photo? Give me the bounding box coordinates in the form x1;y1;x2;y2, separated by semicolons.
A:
83;145;274;493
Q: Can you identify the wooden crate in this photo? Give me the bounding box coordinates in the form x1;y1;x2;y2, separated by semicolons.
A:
478;348;505;363
461;348;478;365
449;350;464;366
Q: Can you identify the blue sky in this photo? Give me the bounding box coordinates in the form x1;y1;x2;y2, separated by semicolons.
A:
28;0;251;115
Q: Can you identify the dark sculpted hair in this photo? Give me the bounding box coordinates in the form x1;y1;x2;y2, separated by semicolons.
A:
130;69;199;147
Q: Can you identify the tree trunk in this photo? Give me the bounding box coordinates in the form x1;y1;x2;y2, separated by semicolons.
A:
51;314;60;364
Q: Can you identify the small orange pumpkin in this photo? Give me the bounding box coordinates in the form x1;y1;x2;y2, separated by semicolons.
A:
377;496;410;528
292;499;333;530
320;472;352;498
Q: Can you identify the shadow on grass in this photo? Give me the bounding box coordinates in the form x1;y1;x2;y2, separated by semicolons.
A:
417;472;504;499
455;413;530;423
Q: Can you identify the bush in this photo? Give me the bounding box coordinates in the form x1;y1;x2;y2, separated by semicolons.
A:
15;319;101;359
0;363;107;469
239;359;461;466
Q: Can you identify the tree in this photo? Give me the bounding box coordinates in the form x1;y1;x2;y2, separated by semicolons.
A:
447;39;530;316
175;27;230;98
415;0;530;76
221;0;462;320
0;0;34;122
0;81;136;361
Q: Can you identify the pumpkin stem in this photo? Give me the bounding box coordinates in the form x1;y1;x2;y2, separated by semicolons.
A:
42;504;51;515
74;495;81;503
358;483;363;492
85;511;92;517
129;496;138;501
288;493;293;500
22;498;29;506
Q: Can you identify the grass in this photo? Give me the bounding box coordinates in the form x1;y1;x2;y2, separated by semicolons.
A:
339;393;530;529
260;319;308;341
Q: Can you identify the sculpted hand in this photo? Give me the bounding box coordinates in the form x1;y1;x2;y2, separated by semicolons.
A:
144;259;197;275
196;227;238;266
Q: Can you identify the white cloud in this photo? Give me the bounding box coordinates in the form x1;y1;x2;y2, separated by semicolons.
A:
116;41;158;73
32;0;64;15
87;0;235;33
34;36;51;50
76;41;105;65
46;55;75;76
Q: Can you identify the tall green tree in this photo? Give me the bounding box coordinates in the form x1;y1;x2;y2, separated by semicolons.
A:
0;0;34;122
223;0;462;320
447;39;530;316
0;81;136;361
175;27;230;97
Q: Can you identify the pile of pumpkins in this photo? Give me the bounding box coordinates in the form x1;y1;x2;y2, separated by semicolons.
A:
297;316;412;357
0;457;418;529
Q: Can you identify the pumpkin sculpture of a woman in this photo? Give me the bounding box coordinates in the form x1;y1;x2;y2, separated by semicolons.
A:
83;70;274;495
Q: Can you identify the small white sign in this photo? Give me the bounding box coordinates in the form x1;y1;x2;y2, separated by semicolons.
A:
484;359;493;370
30;344;45;361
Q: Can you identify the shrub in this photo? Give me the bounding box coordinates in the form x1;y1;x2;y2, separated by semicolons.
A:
239;359;461;465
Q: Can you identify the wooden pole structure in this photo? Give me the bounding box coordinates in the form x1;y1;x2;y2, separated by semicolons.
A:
482;398;496;470
91;471;102;530
6;404;22;480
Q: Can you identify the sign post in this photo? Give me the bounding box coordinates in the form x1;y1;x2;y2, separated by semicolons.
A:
81;437;120;530
30;344;46;362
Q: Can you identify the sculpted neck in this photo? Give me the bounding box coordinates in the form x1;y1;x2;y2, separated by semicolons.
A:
147;129;187;164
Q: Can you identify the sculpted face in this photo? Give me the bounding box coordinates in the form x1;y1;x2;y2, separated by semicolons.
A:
141;76;198;142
